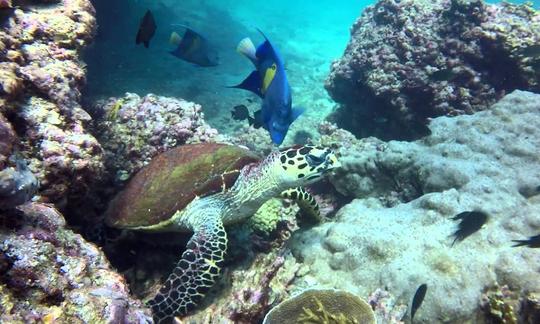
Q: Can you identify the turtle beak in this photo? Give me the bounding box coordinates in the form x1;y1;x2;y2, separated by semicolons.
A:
322;151;340;172
327;153;341;170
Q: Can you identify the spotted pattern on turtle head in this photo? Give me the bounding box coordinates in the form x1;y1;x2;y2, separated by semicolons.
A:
278;145;340;184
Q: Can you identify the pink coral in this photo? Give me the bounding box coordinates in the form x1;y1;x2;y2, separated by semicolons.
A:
368;288;407;323
0;0;104;205
0;203;151;322
93;93;226;183
0;114;16;169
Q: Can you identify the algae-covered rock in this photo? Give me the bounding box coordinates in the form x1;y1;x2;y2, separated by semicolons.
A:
326;0;540;140
293;90;540;322
263;288;375;324
93;93;226;183
0;203;151;323
0;0;105;206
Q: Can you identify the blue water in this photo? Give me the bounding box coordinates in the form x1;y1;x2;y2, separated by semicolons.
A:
84;0;538;134
85;0;363;132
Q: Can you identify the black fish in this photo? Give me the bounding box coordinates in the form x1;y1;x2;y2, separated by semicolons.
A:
519;44;540;58
512;234;540;248
230;105;262;128
135;10;156;48
0;7;16;25
231;105;250;120
169;27;219;67
411;283;427;323
451;211;489;246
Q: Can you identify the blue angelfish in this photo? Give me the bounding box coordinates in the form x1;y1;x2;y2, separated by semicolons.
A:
232;30;303;145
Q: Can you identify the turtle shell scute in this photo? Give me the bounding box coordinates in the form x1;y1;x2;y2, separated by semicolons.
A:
105;143;260;229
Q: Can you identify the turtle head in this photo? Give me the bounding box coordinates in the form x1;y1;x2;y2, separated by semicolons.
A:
276;145;340;186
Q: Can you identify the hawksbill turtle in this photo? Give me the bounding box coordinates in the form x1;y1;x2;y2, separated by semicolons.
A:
105;142;340;322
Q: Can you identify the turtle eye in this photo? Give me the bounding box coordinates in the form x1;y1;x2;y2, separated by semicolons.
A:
306;153;325;167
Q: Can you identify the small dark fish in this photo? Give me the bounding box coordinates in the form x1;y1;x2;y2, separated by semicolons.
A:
135;10;156;48
519;44;540;58
169;27;219;67
411;283;427;323
231;105;250;121
230;105;261;128
373;116;388;124
512;234;540;248
451;211;489;246
0;7;16;25
429;68;458;82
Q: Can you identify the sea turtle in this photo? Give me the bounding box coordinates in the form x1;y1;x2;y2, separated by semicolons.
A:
105;142;340;323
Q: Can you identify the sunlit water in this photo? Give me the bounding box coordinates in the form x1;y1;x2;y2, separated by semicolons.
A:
84;0;538;135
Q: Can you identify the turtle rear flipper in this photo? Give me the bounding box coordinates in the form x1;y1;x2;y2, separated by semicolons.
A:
282;187;321;227
147;214;227;323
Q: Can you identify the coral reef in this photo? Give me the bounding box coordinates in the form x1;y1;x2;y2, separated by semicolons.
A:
228;124;276;156
263;288;375;324
367;288;407;324
248;198;299;238
291;90;540;322
0;113;16;169
481;285;519;324
0;156;39;210
92;93;225;183
0;203;151;322
326;0;540;139
0;0;105;204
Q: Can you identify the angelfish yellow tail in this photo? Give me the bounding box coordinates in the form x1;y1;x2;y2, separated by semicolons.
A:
169;31;182;46
237;37;257;63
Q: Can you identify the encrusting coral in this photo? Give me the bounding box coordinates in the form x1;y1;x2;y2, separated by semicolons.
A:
292;90;540;322
92;93;224;183
0;0;105;205
248;198;299;237
481;285;519;324
0;203;151;322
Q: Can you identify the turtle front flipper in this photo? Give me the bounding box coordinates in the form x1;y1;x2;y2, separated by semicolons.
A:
281;187;322;227
147;215;227;323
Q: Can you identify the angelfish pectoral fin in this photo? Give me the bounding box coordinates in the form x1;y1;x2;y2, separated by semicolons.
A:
147;218;227;322
291;106;305;122
229;71;263;98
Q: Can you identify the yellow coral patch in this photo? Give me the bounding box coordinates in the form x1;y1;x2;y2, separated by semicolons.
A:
107;99;125;120
42;306;62;324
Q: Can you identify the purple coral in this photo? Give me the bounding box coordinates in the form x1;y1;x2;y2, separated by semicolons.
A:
326;0;540;140
0;203;151;322
0;114;16;169
93;93;224;183
0;0;105;205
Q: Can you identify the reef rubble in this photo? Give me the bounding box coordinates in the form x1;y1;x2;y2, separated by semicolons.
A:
326;0;540;140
